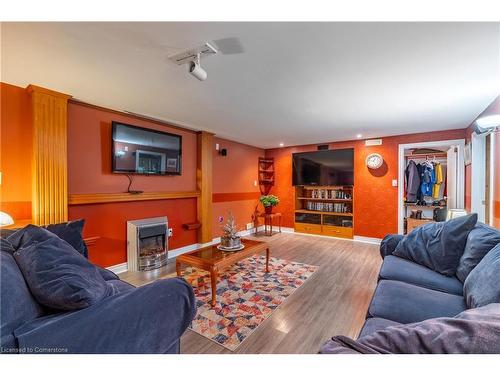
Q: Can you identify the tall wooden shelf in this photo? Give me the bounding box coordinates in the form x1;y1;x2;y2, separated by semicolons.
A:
258;157;275;195
294;185;354;239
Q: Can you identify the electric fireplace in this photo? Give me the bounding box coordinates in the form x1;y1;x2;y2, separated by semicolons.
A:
127;217;168;271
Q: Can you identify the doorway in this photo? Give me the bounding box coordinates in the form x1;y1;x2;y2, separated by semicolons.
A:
398;139;465;234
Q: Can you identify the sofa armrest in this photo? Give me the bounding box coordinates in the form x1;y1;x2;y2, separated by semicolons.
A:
14;278;196;354
380;234;404;259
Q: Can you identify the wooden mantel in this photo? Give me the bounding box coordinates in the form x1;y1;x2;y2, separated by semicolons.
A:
68;191;201;205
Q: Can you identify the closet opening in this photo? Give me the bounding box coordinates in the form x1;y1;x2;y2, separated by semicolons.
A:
398;139;465;234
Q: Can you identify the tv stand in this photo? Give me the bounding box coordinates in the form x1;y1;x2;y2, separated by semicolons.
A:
294;185;354;239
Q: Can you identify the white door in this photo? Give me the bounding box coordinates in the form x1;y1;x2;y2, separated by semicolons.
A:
447;146;458;209
471;133;486;222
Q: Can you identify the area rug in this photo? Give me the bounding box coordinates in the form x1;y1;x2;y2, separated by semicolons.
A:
178;255;317;351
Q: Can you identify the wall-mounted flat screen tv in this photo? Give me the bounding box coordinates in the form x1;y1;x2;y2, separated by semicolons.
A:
292;149;354;186
112;122;182;175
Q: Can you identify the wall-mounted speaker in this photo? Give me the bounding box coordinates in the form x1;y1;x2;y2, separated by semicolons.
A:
220;148;227;156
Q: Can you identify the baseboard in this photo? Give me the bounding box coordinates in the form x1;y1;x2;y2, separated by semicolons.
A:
106;262;128;274
353;236;382;245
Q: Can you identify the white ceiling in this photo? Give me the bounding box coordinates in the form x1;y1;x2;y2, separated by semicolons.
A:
2;22;499;148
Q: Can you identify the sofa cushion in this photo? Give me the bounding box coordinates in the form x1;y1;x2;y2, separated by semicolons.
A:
393;214;477;276
0;249;45;350
463;243;500;309
358;317;401;338
456;223;500;283
368;280;466;324
379;255;463;295
11;225;114;311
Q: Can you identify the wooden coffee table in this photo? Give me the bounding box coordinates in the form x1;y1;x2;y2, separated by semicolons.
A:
176;239;270;307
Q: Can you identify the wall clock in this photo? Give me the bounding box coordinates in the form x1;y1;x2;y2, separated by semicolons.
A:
366;153;383;169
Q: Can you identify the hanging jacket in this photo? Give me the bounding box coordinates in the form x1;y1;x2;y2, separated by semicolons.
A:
416;163;424;202
432;163;443;199
420;165;435;197
405;160;420;202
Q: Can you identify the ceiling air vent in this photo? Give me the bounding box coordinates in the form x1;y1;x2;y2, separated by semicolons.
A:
365;139;382;146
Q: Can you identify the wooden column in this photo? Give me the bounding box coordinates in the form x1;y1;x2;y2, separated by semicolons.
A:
27;85;71;225
197;131;214;243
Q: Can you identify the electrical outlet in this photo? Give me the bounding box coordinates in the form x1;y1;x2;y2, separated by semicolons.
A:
254;180;257;187
168;228;173;237
246;223;254;230
392;179;398;187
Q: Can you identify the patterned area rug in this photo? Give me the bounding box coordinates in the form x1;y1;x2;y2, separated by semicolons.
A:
179;255;317;351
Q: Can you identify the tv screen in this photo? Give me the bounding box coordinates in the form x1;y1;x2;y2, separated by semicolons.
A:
292;149;354;186
112;122;182;175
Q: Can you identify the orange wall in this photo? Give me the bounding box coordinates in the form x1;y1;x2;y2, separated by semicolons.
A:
494;130;500;228
212;137;264;237
0;83;32;220
67;103;197;194
266;129;466;238
67;102;199;267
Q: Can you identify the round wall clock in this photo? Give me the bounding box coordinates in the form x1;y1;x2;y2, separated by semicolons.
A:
366;153;383;169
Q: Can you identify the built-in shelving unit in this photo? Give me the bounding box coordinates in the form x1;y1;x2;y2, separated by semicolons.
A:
294;185;354;239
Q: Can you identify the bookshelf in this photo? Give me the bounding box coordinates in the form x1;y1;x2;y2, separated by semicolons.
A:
294;185;354;239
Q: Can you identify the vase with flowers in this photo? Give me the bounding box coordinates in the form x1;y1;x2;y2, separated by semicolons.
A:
260;194;280;214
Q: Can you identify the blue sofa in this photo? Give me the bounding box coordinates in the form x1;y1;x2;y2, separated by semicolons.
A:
1;225;196;354
320;219;500;353
359;222;500;338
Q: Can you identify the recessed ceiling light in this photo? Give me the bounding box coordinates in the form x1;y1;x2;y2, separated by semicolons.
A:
279;143;284;147
356;134;363;139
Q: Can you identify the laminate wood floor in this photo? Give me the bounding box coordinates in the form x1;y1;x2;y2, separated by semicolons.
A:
120;232;381;354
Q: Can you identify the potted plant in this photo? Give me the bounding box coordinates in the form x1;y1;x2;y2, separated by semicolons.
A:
260;194;280;214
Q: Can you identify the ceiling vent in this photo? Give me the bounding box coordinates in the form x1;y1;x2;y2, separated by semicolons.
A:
365;139;383;146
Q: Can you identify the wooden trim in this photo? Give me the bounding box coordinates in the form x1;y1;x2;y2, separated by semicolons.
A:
69;99;198;134
212;192;261;203
28;85;71;225
27;85;71;100
68;191;200;205
197;131;214;243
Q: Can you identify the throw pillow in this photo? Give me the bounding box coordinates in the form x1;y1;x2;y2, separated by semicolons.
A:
6;219;89;258
463;243;500;309
44;219;89;258
393;213;477;276
456;223;500;283
12;225;113;311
